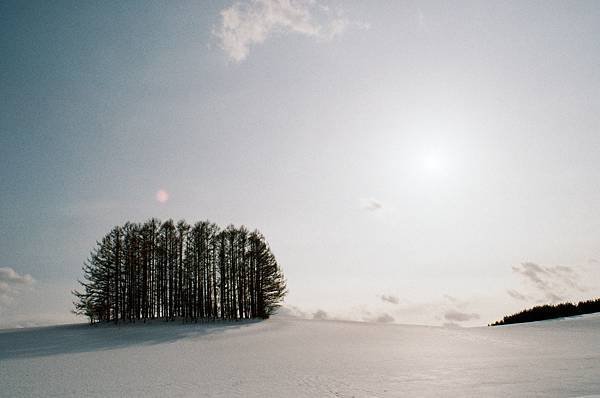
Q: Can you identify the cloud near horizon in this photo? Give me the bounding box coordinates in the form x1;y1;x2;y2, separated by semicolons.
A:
276;305;397;324
443;310;480;322
0;267;35;308
275;304;308;318
375;313;394;323
313;309;328;320
214;0;362;62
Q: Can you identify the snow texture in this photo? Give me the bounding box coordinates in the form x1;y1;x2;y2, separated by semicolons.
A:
1;315;600;397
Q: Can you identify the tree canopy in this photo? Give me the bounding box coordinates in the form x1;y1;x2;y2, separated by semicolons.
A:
73;219;287;324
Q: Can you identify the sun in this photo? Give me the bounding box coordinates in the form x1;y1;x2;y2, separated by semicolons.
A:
422;151;444;173
423;153;441;171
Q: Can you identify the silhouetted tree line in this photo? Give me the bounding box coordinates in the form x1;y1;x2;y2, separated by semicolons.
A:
490;298;600;326
73;219;287;324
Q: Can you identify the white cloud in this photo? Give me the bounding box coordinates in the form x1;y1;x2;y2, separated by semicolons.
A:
214;0;361;62
0;267;34;309
0;267;34;285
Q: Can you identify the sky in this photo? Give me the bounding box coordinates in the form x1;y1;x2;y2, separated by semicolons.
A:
2;0;600;328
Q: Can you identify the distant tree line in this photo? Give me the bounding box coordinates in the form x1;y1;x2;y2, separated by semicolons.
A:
490;298;600;326
73;219;287;324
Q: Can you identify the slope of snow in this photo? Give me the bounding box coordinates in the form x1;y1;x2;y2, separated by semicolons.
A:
1;315;600;397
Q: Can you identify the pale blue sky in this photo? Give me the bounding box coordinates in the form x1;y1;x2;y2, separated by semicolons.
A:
2;0;600;327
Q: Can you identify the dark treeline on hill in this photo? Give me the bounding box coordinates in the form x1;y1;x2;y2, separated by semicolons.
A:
490;298;600;326
73;219;287;324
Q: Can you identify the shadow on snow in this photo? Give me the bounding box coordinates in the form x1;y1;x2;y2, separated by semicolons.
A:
0;319;262;360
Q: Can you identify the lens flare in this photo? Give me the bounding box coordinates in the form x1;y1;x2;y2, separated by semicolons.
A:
156;189;169;203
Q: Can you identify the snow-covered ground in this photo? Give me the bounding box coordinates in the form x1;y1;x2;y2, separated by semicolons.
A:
1;314;600;397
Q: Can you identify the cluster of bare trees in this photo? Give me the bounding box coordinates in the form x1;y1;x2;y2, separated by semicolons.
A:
73;219;287;324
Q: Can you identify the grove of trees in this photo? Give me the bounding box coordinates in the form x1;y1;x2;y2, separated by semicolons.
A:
73;219;287;324
490;298;600;326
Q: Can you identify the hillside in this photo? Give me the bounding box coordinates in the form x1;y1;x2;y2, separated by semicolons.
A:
1;315;600;397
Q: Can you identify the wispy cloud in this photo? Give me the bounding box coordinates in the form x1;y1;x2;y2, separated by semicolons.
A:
442;294;471;309
511;262;585;303
506;289;527;301
214;0;363;62
415;8;430;33
380;294;399;305
360;198;383;211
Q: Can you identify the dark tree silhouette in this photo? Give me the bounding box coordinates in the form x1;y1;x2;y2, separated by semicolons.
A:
490;298;600;326
73;219;287;324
